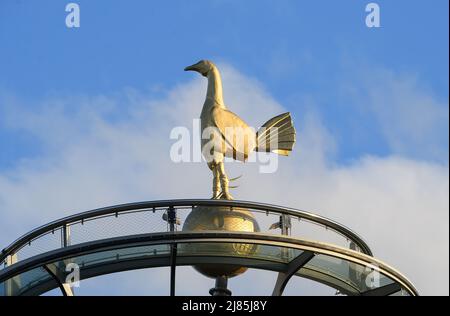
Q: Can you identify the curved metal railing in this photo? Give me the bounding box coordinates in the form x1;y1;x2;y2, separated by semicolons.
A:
1;199;373;269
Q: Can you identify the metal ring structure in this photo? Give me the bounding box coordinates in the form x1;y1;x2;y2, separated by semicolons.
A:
0;199;418;296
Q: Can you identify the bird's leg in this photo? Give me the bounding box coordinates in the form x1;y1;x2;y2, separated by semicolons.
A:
218;162;233;200
212;164;221;199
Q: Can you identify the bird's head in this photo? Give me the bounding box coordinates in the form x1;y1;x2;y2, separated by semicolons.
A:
184;60;214;77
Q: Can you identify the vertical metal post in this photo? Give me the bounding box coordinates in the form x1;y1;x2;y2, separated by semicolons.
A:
5;254;17;267
280;215;291;260
167;207;176;232
271;214;293;295
349;242;359;285
167;206;177;296
170;243;177;296
60;224;75;296
61;224;71;248
5;254;20;296
280;214;291;236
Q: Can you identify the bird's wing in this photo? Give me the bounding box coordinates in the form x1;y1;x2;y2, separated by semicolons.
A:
211;107;256;160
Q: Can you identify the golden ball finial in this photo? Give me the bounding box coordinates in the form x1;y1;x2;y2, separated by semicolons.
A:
182;205;260;278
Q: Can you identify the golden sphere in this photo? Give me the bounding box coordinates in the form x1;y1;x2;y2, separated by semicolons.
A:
182;205;260;278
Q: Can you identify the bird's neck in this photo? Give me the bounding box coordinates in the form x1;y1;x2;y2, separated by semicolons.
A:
206;66;225;107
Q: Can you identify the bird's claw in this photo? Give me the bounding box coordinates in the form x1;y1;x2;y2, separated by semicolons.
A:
220;192;233;200
211;191;233;200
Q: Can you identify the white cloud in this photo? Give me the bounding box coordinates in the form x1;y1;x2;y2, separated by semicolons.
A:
341;68;449;162
0;64;448;295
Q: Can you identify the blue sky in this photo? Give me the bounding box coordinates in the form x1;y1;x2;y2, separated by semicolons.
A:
0;1;448;295
0;0;448;168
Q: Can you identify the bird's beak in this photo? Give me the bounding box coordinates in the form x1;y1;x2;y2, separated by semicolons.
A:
184;64;197;72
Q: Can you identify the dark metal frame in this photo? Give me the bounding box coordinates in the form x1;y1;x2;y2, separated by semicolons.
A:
272;251;315;296
0;231;418;296
43;265;73;296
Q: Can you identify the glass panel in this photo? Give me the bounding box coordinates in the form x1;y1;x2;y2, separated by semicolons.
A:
61;244;171;269
1;242;410;296
1;244;171;296
389;288;410;296
178;242;302;263
299;254;395;294
0;266;56;296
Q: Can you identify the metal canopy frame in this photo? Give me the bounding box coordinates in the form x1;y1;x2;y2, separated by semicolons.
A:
0;232;418;296
0;199;373;263
43;264;74;296
272;251;315;296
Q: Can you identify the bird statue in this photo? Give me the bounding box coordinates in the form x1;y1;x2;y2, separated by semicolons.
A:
184;60;296;200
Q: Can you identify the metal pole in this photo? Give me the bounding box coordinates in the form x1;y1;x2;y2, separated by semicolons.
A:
167;207;177;296
209;276;231;296
167;207;176;232
59;224;75;295
169;243;177;296
349;242;358;285
5;254;19;296
280;215;291;260
62;224;71;248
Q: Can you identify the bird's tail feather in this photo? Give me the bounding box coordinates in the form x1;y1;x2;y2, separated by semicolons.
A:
255;112;296;156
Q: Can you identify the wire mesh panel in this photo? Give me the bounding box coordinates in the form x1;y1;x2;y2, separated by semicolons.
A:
69;210;169;246
0;200;373;272
14;229;63;262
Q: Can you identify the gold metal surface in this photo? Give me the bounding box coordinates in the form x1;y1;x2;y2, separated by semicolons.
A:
184;60;296;200
182;206;260;278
